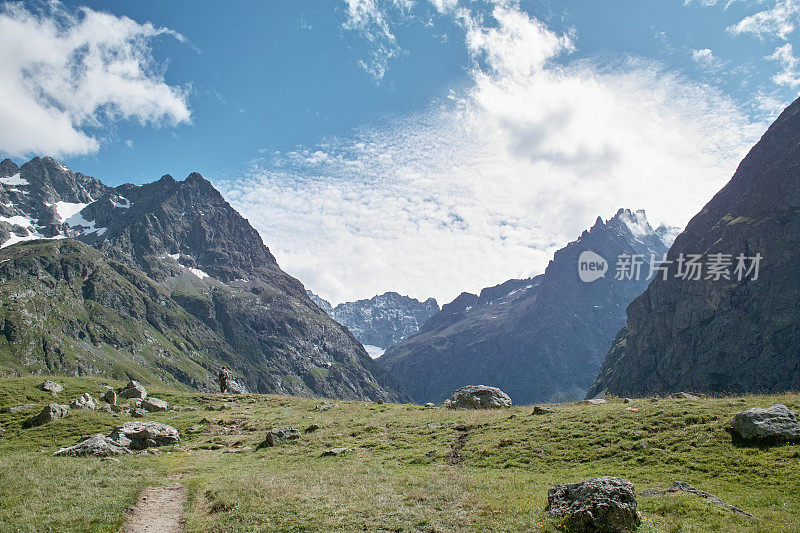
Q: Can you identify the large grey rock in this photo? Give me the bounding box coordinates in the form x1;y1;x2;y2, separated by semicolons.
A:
23;403;70;427
118;380;147;399
69;393;97;410
108;421;180;450
730;404;800;442
445;385;511;409
54;434;131;457
103;389;116;405
141;397;168;412
39;380;63;395
546;476;641;532
260;427;301;447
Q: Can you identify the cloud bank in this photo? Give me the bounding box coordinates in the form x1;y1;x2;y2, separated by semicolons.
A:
0;1;190;157
219;4;763;305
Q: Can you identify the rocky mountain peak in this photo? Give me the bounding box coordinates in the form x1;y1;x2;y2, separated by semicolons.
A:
0;158;19;178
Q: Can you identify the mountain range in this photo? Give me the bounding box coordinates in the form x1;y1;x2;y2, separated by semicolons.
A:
588;96;800;398
378;209;679;404
307;291;439;357
0;157;406;402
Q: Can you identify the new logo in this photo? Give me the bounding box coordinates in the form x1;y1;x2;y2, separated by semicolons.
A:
578;251;608;282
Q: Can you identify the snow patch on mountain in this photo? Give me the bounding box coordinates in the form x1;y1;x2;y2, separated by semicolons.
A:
0;174;28;186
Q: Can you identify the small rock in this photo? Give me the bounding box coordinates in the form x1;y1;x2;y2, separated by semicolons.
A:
626;407;639;412
103;389;117;405
531;405;553;415
187;424;206;434
118;380;147;400
425;403;435;408
4;403;35;413
579;398;607;405
425;450;437;459
260;427;301;447
69;393;97;410
101;404;113;414
322;447;352;456
141;398;168;412
23;403;70;428
317;402;339;411
0;427;4;438
426;422;440;429
132;408;149;418
634;441;647;450
623;398;632;404
53;434;131;457
101;457;120;463
304;424;320;433
546;476;641;533
108;421;180;450
446;385;512;409
667;392;701;400
730;404;800;442
39;380;63;395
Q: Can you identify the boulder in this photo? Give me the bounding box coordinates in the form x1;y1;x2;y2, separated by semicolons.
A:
103;389;117;405
579;399;607;405
108;421;180;450
23;403;70;428
39;380;63;395
118;380;147;399
4;403;35;413
131;408;149;418
446;385;512;409
304;424;320;433
141;398;168;412
260;427;301;447
322;447;353;456
546;476;641;533
425;403;436;408
69;393;97;410
531;405;553;415
730;404;800;442
53;434;131;457
667;392;701;400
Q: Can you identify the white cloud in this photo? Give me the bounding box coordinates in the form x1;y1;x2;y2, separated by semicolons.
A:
768;43;800;86
0;1;190;157
691;48;722;68
220;4;762;306
727;0;800;40
341;0;405;81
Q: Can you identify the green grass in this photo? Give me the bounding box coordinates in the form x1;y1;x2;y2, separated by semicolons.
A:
1;376;799;532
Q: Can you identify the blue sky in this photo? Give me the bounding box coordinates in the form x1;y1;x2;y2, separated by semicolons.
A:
1;1;798;303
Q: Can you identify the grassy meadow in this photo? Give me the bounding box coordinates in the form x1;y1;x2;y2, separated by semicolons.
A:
1;376;798;532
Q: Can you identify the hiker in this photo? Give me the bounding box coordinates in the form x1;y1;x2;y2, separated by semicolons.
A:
218;366;230;393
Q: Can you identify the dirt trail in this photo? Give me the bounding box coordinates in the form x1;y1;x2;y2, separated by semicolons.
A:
120;483;187;533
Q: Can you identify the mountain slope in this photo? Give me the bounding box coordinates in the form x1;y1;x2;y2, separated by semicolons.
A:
0;157;406;402
308;291;439;355
379;209;676;404
588;97;800;398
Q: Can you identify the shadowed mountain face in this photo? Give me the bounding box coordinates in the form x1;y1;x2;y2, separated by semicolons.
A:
588;97;800;399
378;209;676;405
307;291;439;356
0;157;406;402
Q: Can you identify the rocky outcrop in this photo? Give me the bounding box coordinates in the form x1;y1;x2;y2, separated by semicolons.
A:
730;404;800;442
39;380;63;395
54;434;131;457
23;403;70;427
546;476;641;532
444;385;512;409
141;398;168;412
68;393;97;410
588;96;800;398
119;381;147;400
380;209;675;404
108;421;180;450
260;427;301;447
